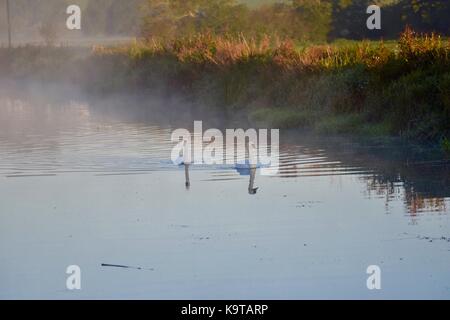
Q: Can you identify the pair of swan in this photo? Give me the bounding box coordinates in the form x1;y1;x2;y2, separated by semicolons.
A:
182;162;258;194
177;141;259;194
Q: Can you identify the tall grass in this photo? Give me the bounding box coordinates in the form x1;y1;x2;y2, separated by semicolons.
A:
1;29;449;144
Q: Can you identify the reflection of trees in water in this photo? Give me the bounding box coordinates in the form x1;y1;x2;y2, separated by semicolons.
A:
405;195;447;216
358;154;450;214
363;175;448;215
282;133;450;215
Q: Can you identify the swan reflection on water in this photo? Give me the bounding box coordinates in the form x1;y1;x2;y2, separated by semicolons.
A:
176;140;260;194
180;161;259;194
235;162;258;194
184;163;191;189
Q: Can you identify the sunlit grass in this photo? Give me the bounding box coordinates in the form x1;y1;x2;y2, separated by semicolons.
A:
1;29;449;145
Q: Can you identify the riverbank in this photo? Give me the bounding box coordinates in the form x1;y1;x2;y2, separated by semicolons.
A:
1;29;449;147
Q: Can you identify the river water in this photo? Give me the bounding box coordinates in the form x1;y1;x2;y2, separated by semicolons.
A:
0;93;449;299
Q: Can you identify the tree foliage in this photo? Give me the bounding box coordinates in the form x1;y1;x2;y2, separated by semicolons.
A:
141;0;449;41
1;0;448;42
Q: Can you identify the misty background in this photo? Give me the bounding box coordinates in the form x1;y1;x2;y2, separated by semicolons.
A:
0;0;448;46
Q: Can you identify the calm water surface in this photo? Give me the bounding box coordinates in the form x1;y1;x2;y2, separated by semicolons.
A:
0;96;449;299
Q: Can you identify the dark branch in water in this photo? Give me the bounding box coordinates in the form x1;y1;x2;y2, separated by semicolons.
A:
101;263;154;271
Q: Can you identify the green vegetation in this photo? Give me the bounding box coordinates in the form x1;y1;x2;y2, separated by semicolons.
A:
1;28;448;145
0;1;449;147
1;0;448;41
442;137;450;156
101;28;449;142
139;0;449;42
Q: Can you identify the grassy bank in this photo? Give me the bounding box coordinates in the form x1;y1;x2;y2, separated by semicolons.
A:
1;29;449;145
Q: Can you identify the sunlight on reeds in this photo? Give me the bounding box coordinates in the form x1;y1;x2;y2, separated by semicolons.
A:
2;28;449;144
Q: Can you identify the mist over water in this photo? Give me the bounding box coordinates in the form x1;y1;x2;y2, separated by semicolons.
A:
1;87;450;299
0;0;449;302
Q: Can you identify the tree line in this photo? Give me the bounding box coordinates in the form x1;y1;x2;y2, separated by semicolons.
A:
1;0;449;42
